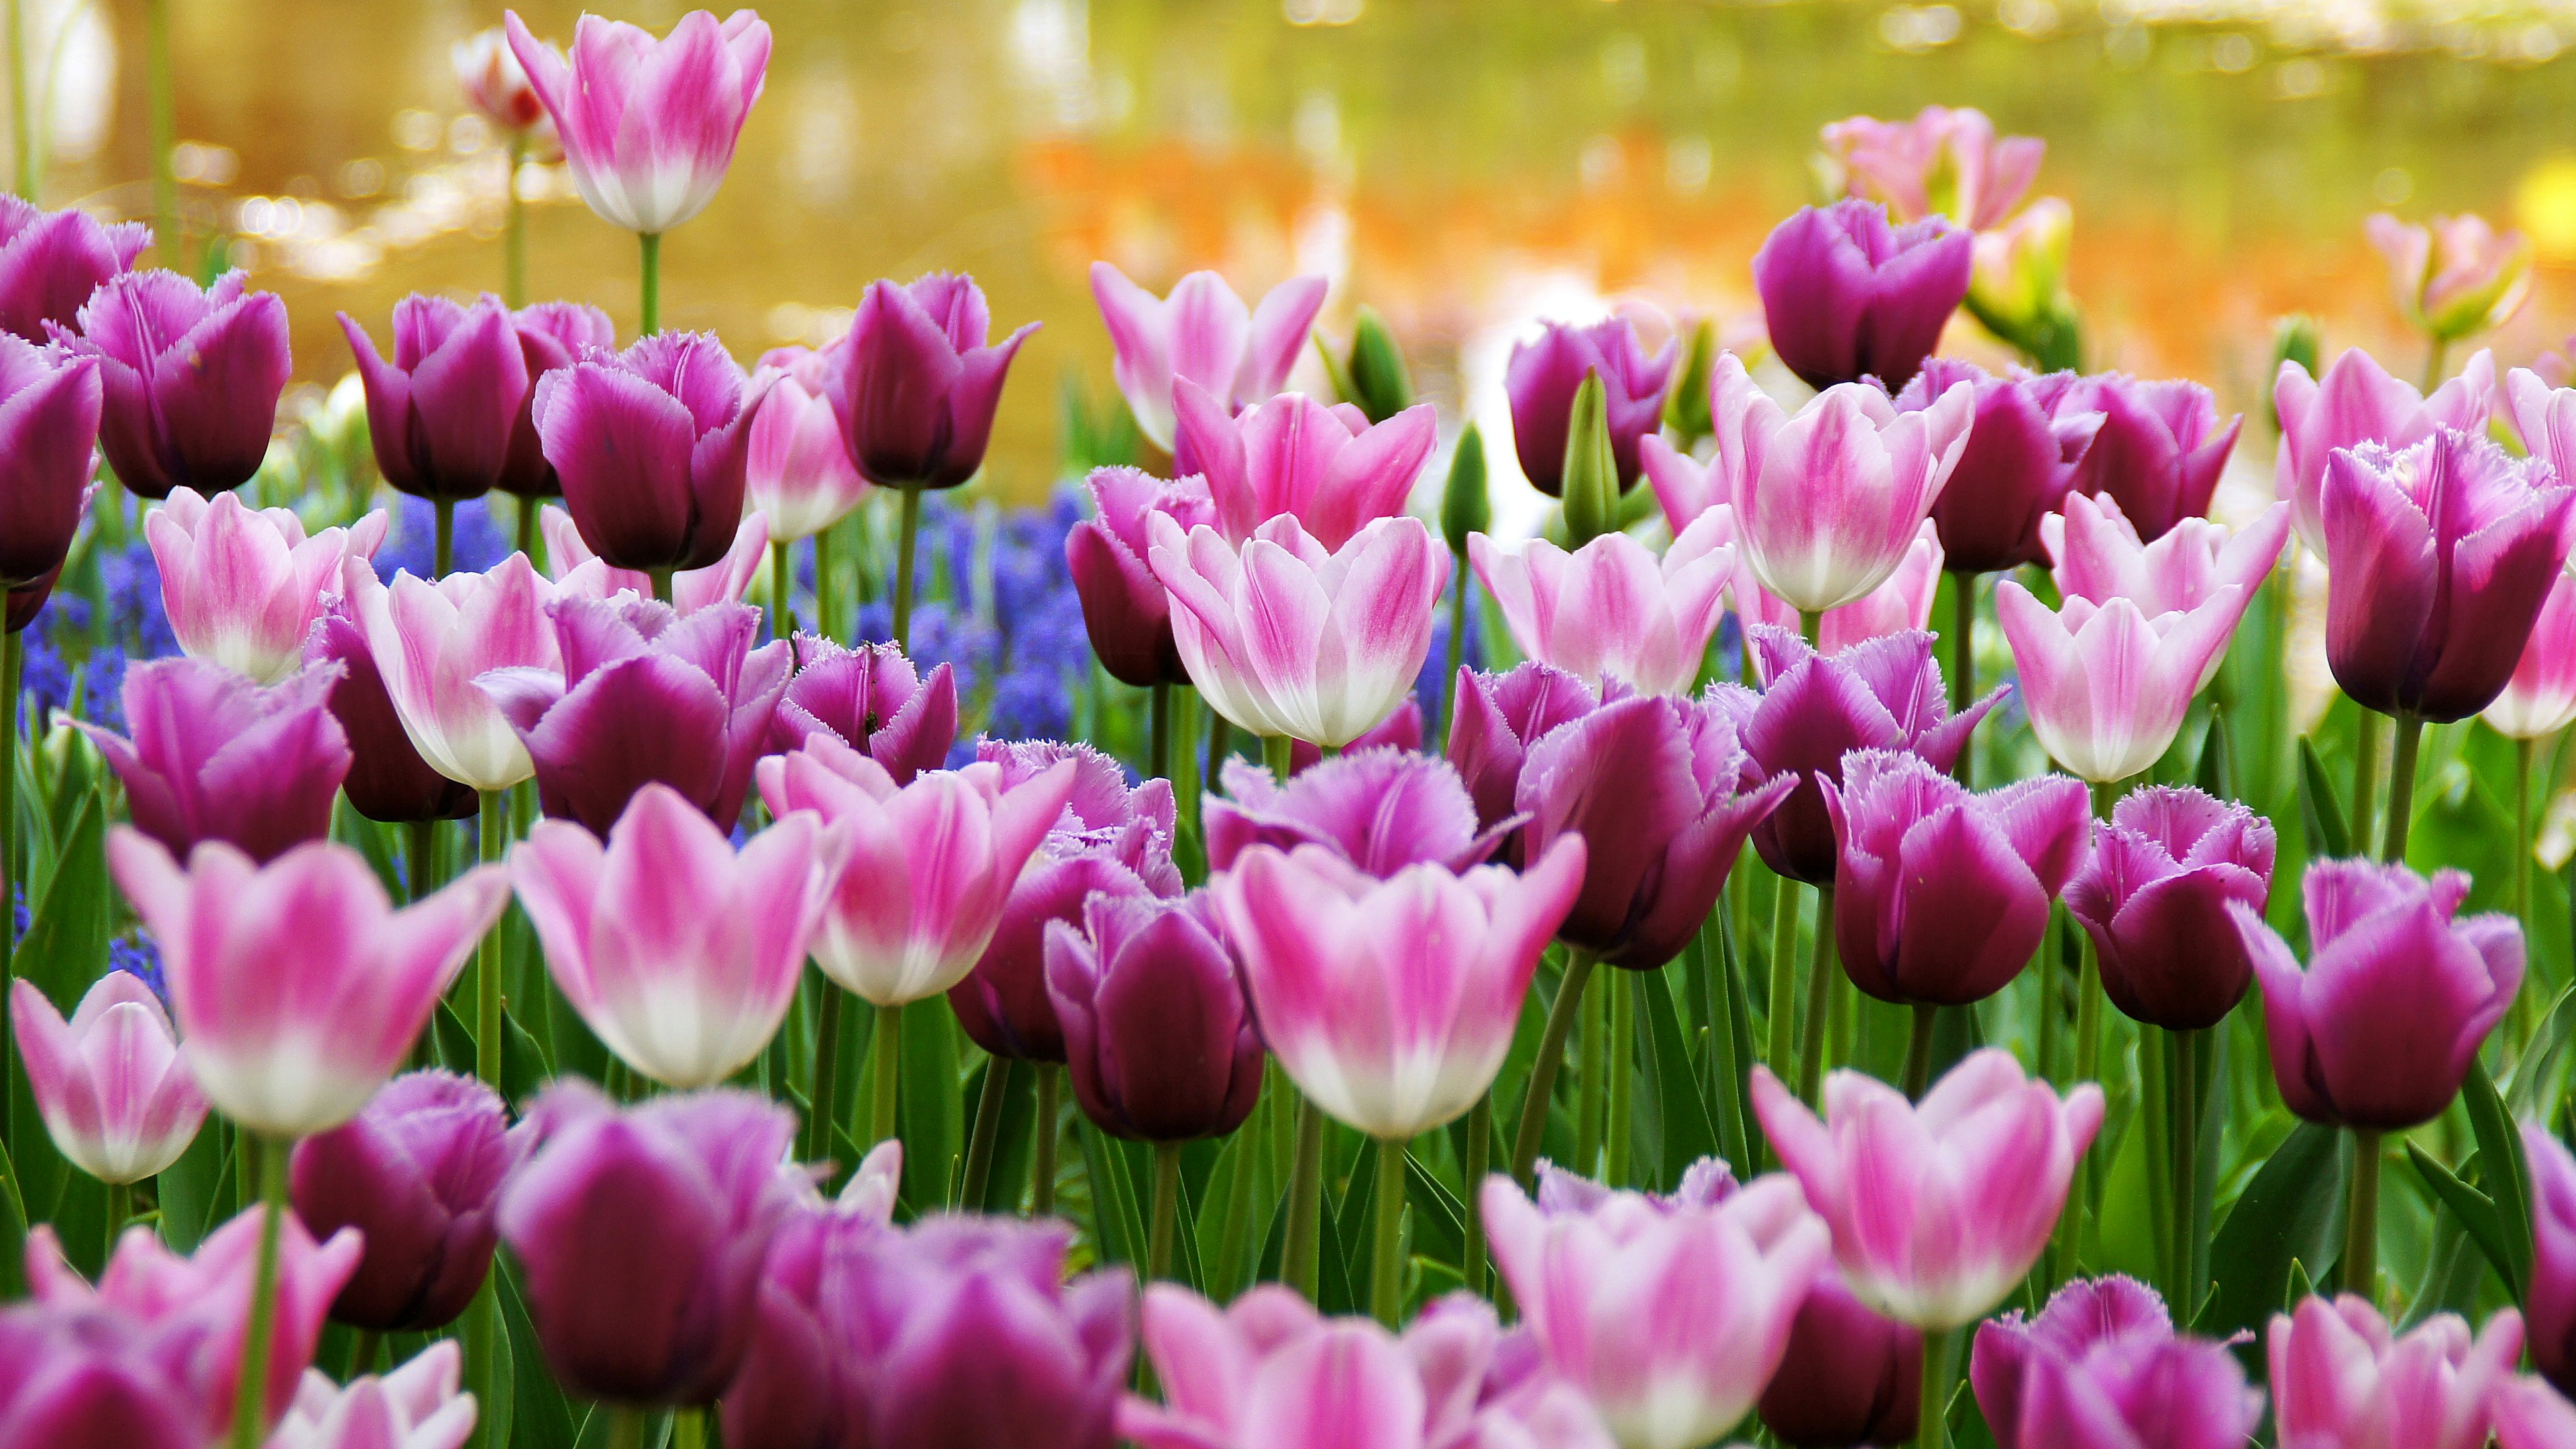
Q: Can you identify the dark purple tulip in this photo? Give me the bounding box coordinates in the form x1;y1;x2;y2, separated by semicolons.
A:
0;334;101;588
1446;662;1608;834
1066;464;1216;688
6;565;58;633
1518;690;1796;969
50;270;289;501
340;294;532;500
832;272;1036;490
1207;745;1510;877
288;1070;528;1332
72;657;350;865
499;301;616;498
2323;428;2576;722
767;636;957;785
1047;892;1264;1142
0;197;148;343
2527;1122;2576;1397
1742;627;2004;885
2232;859;2523;1131
1896;358;2099;574
1972;1277;2261;1449
480;595;790;835
0;1305;201;1449
1754;199;1972;393
2062;373;2241;543
2064;786;2273;1031
1823;749;2090;1006
1758;1275;1923;1448
1505;317;1676;496
531;330;769;572
303;604;478;824
497;1081;800;1408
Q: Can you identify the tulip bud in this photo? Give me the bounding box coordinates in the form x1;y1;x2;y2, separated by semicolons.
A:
2370;211;2533;344
1441;423;1491;559
2272;313;2322;385
1662;315;1718;446
1560;371;1619;548
2064;787;2275;1031
1047;893;1264;1143
9;973;208;1186
1341;305;1414;423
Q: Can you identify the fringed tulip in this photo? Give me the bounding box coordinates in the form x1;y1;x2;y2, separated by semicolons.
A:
2369;211;2531;343
1821;106;2044;230
746;344;869;542
1068;464;1218;688
1994;576;2245;782
2496;1377;2576;1449
288;1071;527;1334
2231;860;2522;1130
502;9;771;237
1973;1277;2263;1449
0;333;100;589
1894;358;2098;574
0;195;147;341
496;302;616;498
1753;201;1972;392
2525;1124;2576;1397
304;605;478;823
765;635;959;783
341;294;535;501
1505;317;1676;494
1758;1274;1923;1448
0;1303;201;1448
1206;747;1509;877
539;502;768;615
51;269;288;500
532;331;769;575
1149;511;1449;747
2267;1295;2520;1449
2275;347;2496;554
833;272;1034;489
2040;491;2290;688
1752;1051;2104;1329
2065;786;2274;1031
347;553;563;793
147;487;387;684
1651;483;1943;655
9;973;207;1185
1047;892;1263;1142
1446;662;1605;833
1175;380;1437;549
105;830;508;1138
1467;510;1733;696
268;1342;476;1449
454;26;549;135
73;657;350;864
2057;373;2239;542
1091;261;1328;450
1209;837;1586;1139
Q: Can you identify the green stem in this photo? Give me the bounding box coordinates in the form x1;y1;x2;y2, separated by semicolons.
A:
5;0;32;199
1949;574;1975;785
2347;1128;2381;1303
1284;1094;1326;1301
1764;875;1803;1094
1147;1141;1183;1282
637;231;661;336
2517;737;2536;928
646;568;674;604
1;630;17;1151
105;1179;127;1263
769;539;796;641
673;1409;704;1449
462;1277;497;1449
960;1056;1012;1209
1263;733;1293;782
1150;681;1172;783
502;132;527;308
1208;710;1236;794
2381;712;2423;863
1511;950;1597;1184
475;792;503;1089
2350;709;2384;853
226;1134;290;1449
435;498;454;580
1462;1095;1491;1296
2423;337;2451;394
1902;1003;1939;1099
869;1002;902;1151
1605;971;1634;1187
1442;564;1470;748
2169;1028;2201;1319
2035;910;2063;1086
1574;967;1605;1177
1370;1135;1409;1325
1799;608;1821;647
812;523;836;642
1918;1326;1959;1449
345;1328;380;1381
1032;1064;1059;1216
1214;1094;1260;1297
515;496;539;570
1797;884;1837;1104
893;487;922;651
605;1409;647;1449
146;0;176;248
802;985;844;1165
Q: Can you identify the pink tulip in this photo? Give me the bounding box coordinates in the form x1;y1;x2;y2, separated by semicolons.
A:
1994;575;2246;783
502;9;770;237
1971;1277;2263;1449
2510;366;2576;490
346;552;563;793
1752;1051;2103;1330
1090;262;1328;449
1209;837;1585;1139
513;783;846;1088
1711;352;1973;614
51;270;290;501
1468;510;1733;696
2524;1124;2576;1397
2065;786;2276;1032
1895;358;2100;576
0;195;148;342
2368;212;2531;343
1821;105;2044;230
2274;346;2496;554
1150;511;1448;747
73;657;351;865
2267;1295;2520;1449
1652;477;1943;655
2495;1378;2576;1449
105;830;509;1138
756;739;1075;1006
2483;557;2576;739
0;333;101;592
746;344;869;542
9;973;207;1185
147;487;388;684
2040;491;2290;690
765;635;959;784
1205;746;1511;878
453;26;549;135
267;1342;477;1449
0;1302;203;1448
303;602;478;825
1175;381;1438;550
1067;465;1218;688
537;502;766;616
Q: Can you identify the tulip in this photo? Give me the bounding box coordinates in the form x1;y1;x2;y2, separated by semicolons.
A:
2231;859;2522;1131
2322;428;2576;724
1752;1050;2104;1329
2267;1295;2520;1449
73;657;351;865
532;331;770;576
0;195;148;341
267;1342;476;1449
2064;786;2275;1031
704;1185;886;1449
2039;491;2291;687
147;488;387;684
1210;837;1585;1140
1206;745;1509;877
2275;346;2496;555
2049;373;2241;543
497;1081;800;1407
1639;470;1943;655
1175;381;1438;550
537;502;767;615
1067;465;1218;688
1481;1165;1831;1449
1150;512;1449;747
767;635;959;784
1994;576;2246;784
833;272;1036;490
746;344;869;543
50;269;289;500
453;26;549;135
1821;106;2044;230
303;605;478;824
347;553;563;794
1965;199;2078;365
2496;1377;2576;1449
1892;358;2099;574
1972;1277;2263;1449
5;566;57;633
0;1303;202;1448
105;830;509;1139
979;736;1178;883
1046;892;1263;1143
502;9;769;237
1711;353;1974;614
2525;1124;2576;1397
2369;211;2531;343
340;294;539;501
516;785;843;1089
1467;510;1733;696
1754;201;1972;392
1758;1274;1923;1448
1446;662;1605;832
9;973;207;1185
496;302;617;498
1287;697;1422;776
1090;261;1328;450
1505;317;1677;495
0;333;101;588
2510;364;2576;490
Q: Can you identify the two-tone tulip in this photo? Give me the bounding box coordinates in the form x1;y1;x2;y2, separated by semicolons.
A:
147;488;386;684
74;657;350;864
2275;346;2496;554
1468;511;1734;696
1821;106;2043;229
0;195;147;341
1065;465;1217;688
8;972;207;1185
1175;380;1436;549
50;269;288;500
1090;261;1327;450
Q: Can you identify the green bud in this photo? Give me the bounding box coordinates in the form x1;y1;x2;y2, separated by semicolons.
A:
1662;316;1717;446
1347;307;1414;423
1560;370;1618;548
1441;423;1490;557
2271;314;2322;380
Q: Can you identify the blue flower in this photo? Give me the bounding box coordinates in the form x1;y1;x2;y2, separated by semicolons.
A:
375;495;509;582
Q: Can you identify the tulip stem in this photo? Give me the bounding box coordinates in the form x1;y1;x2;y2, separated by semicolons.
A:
869;1002;902;1152
146;0;176;248
2168;1026;2202;1320
604;1409;647;1449
1371;1135;1409;1326
1150;682;1172;783
502;131;527;308
2423;337;2451;394
1902;1004;1939;1100
2381;712;2423;863
673;1409;704;1449
435;499;455;579
1208;712;1236;793
1147;1141;1183;1282
1575;967;1605;1177
2350;709;2384;853
1462;1095;1491;1297
515;498;540;571
1948;574;1975;785
1511;950;1598;1185
637;231;661;336
2516;737;2536;928
105;1179;127;1262
812;524;837;641
647;568;674;604
1;628;16;1150
226;1134;290;1449
1764;875;1803;1114
1285;1093;1326;1300
1799;608;1821;647
1263;733;1293;782
345;1328;380;1380
893;487;923;651
769;539;796;640
960;1055;1012;1209
2347;1128;2381;1303
475;791;504;1090
1797;885;1838;1104
1442;565;1471;747
802;984;843;1166
5;0;31;200
1917;1326;1959;1449
1605;971;1635;1186
1034;1064;1059;1215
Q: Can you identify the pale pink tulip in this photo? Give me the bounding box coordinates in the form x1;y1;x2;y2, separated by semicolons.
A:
2511;366;2576;490
1468;510;1733;696
9;973;208;1184
1090;262;1329;450
1821;106;2045;231
146;488;387;684
1175;381;1438;550
2485;557;2576;739
745;345;868;543
1994;578;2245;784
1664;482;1943;655
2267;1295;2520;1449
503;9;771;237
2368;212;2532;343
2274;347;2495;555
537;502;767;616
2494;1377;2576;1449
346;553;562;793
2041;490;2290;690
266;1341;477;1449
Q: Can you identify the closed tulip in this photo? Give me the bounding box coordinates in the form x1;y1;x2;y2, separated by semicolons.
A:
2524;1124;2576;1397
1637;471;1943;655
0;195;147;341
1206;746;1509;877
1468;510;1734;696
2064;786;2273;1031
1966;200;2076;358
347;553;564;794
1091;261;1328;450
0;1303;202;1448
2057;373;2240;543
453;25;549;136
1067;464;1218;688
1505;316;1676;495
1047;892;1263;1142
708;1186;884;1449
73;657;351;865
50;269;288;500
9;973;207;1185
1754;201;1972;393
2275;347;2496;555
532;331;769;576
1894;358;2100;574
2231;860;2522;1130
341;294;536;501
1821;106;2043;230
1973;1277;2263;1449
147;487;387;684
2369;212;2531;343
1175;380;1438;549
767;635;958;783
0;333;101;590
2267;1295;2520;1449
1758;1274;1923;1448
746;344;869;543
267;1342;476;1449
304;605;478;824
538;502;768;616
832;272;1035;490
1994;576;2246;783
2039;491;2291;689
105;830;509;1139
1752;1051;2104;1329
2496;1377;2576;1449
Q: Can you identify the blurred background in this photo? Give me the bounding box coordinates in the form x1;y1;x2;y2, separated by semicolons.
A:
15;0;2576;505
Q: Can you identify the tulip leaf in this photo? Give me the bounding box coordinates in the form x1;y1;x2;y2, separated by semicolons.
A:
1636;967;1720;1190
0;1138;27;1301
2459;1057;2534;1297
154;1116;227;1254
2406;1142;2515;1297
17;787;106;1011
2298;735;2352;860
433;998;476;1077
1329;1142;1377;1316
1559;371;1617;548
973;1059;1038;1216
2196;1120;2347;1341
2196;706;2233;800
2510;985;2576;1121
1402;1154;1468;1268
898;998;962;1212
1074;1118;1149;1271
1312;329;1362;417
1440;425;1491;559
501;1008;551;1112
497;1257;580;1449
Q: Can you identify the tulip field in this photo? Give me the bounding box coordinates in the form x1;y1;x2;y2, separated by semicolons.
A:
7;3;2576;1449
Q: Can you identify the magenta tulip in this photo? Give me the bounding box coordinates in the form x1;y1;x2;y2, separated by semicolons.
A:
1468;510;1734;696
497;302;616;498
1894;358;2099;574
540;501;769;616
1821;106;2044;230
2057;372;2240;543
2065;786;2274;1031
746;343;869;543
147;487;387;684
1047;892;1263;1143
303;602;479;824
765;635;959;782
1758;1274;1923;1448
532;330;769;574
832;272;1035;490
341;293;537;500
1972;1277;2263;1449
717;1146;904;1449
50;269;288;500
2526;1124;2576;1397
0;1304;202;1449
1505;316;1676;494
1446;662;1605;831
1091;261;1328;450
0;333;99;590
73;657;350;865
1207;746;1510;878
2496;1377;2576;1449
0;195;146;341
9;973;207;1185
1175;380;1436;549
268;1341;477;1449
1067;464;1218;688
2267;1295;2520;1449
2039;490;2290;688
346;552;564;793
1994;574;2245;784
2275;346;2496;554
1754;201;1972;392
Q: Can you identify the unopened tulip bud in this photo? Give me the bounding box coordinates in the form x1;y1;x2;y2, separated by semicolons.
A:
1662;315;1719;446
1560;371;1620;549
1442;423;1491;558
1341;305;1414;423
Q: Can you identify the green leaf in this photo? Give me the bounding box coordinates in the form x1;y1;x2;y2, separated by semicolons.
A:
898;998;963;1212
2198;1121;2349;1339
2298;735;2353;860
496;1256;580;1449
1559;372;1617;548
1330;1140;1379;1318
1660;316;1717;445
17;789;107;1008
0;1136;28;1300
974;1058;1038;1215
1635;967;1719;1189
1075;1118;1148;1269
154;1118;228;1254
1312;330;1362;417
433;998;476;1075
2196;707;2233;799
2510;985;2576;1120
2406;1142;2516;1295
2459;1057;2534;1296
501;1009;551;1112
1402;1154;1468;1268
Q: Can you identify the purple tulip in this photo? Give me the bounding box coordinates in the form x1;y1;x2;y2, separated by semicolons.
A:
1446;663;1609;834
766;635;959;784
2232;860;2523;1130
1758;1275;1923;1448
2064;786;2274;1031
341;293;533;500
302;604;480;824
50;270;289;501
1742;627;2005;886
1754;199;1972;392
1972;1277;2263;1449
1823;749;2091;1007
478;594;790;835
0;197;148;343
832;272;1036;490
1896;358;2100;574
0;1305;203;1448
0;333;99;590
1047;892;1264;1142
288;1070;529;1332
2061;373;2241;543
1504;317;1676;495
1206;746;1513;878
2275;347;2495;555
498;301;616;498
498;1081;800;1407
531;330;769;574
4;566;52;633
2529;1123;2576;1398
73;657;351;865
2323;428;2576;723
1067;465;1217;688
